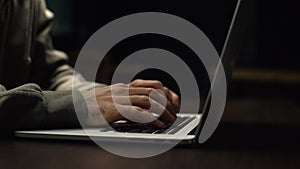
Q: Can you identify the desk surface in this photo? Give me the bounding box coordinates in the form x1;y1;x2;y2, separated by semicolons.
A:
1;98;300;169
0;138;299;169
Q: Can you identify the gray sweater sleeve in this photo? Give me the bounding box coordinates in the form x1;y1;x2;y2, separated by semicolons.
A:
0;0;103;137
30;0;106;91
0;83;87;135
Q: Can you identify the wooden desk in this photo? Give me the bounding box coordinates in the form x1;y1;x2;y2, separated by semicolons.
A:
0;134;299;169
0;98;299;169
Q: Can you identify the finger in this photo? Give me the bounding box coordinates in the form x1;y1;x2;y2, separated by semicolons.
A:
130;95;176;123
113;86;177;115
163;87;180;113
130;80;173;103
117;105;164;128
115;95;176;123
152;84;179;114
130;87;177;114
130;80;179;113
130;79;164;89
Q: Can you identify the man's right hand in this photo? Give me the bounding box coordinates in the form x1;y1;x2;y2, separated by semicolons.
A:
81;80;180;128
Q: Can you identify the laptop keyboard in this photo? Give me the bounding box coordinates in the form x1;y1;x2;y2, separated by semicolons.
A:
100;116;195;135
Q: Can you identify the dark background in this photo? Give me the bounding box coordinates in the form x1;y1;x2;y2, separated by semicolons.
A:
45;0;300;156
46;0;300;71
45;0;300;101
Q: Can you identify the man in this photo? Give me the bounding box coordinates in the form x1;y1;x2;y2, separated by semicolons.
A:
0;0;179;136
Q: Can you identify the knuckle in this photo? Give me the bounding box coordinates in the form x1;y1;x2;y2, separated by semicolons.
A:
132;79;142;84
163;86;169;92
141;95;149;102
173;93;179;100
153;80;163;87
147;87;154;94
134;106;143;112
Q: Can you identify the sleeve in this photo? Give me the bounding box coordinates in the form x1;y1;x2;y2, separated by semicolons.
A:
0;0;103;136
0;83;87;136
30;0;106;91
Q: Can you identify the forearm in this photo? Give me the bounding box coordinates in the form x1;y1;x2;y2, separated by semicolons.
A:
0;83;87;135
48;64;107;91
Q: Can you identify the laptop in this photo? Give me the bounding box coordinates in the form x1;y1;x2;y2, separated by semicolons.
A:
16;0;248;145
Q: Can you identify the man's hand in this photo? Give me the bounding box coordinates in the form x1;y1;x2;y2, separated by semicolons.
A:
81;80;180;128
